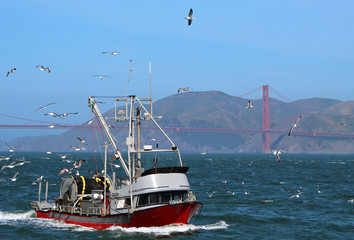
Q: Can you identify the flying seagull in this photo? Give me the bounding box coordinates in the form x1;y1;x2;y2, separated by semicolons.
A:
0;153;15;161
102;51;120;55
6;68;16;77
274;149;282;163
288;115;302;136
58;168;71;175
70;144;88;152
5;142;14;152
92;75;112;79
10;171;19;182
207;191;215;198
77;137;85;143
44;112;63;119
177;87;190;93
73;160;85;169
184;9;195;26
34;103;55;112
36;65;51;73
59;112;78;117
246;100;253;109
289;192;303;199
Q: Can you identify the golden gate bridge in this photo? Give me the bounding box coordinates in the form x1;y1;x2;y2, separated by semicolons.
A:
1;85;353;153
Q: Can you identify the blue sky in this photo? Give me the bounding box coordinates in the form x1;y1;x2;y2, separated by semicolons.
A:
1;0;353;140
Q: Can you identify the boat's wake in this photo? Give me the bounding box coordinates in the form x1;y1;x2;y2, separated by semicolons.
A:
108;221;229;236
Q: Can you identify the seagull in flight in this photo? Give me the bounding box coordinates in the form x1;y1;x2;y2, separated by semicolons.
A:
77;137;85;143
5;142;15;152
102;51;120;55
0;153;15;161
177;87;190;93
289;192;303;199
92;75;112;79
207;191;215;198
246;100;253;109
274;149;282;163
73;160;85;169
58;168;71;175
288;115;302;136
44;112;63;119
59;112;78;117
184;9;195;26
36;65;51;73
48;124;64;128
70;144;88;152
34;103;56;112
0;171;19;182
6;68;16;77
109;163;120;168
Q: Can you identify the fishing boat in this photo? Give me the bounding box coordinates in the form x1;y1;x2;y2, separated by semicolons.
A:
30;95;203;230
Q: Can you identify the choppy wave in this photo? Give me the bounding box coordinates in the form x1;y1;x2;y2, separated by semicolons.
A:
0;210;34;221
108;221;229;236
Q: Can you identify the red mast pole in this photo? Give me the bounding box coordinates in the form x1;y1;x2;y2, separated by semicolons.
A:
262;85;271;153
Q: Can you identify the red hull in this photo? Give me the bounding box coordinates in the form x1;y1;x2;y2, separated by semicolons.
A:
35;202;202;230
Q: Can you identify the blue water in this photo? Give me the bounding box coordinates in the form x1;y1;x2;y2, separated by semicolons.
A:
0;153;353;239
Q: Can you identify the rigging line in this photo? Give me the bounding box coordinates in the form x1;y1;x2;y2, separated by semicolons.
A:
91;111;98;171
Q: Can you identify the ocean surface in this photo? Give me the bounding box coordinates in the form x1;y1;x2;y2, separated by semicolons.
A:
0;152;353;239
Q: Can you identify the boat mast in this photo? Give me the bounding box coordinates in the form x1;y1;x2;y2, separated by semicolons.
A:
88;97;130;177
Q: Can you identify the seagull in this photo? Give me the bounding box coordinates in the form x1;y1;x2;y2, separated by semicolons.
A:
109;163;120;168
32;175;43;185
13;161;30;167
289;192;303;199
48;124;64;128
58;168;71;175
184;9;195;26
207;191;215;198
5;142;15;152
44;112;63;119
246;100;253;109
36;65;51;73
59;112;78;117
1;162;17;170
34;103;56;112
73;160;85;169
340;123;348;126
42;150;56;154
10;171;19;182
58;154;70;159
102;51;120;55
6;68;16;77
77;137;85;143
177;87;190;93
0;153;15;161
288;115;302;136
70;144;88;152
274;149;283;163
92;75;112;79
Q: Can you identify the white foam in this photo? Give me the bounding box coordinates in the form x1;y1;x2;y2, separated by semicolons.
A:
0;210;34;221
107;221;229;236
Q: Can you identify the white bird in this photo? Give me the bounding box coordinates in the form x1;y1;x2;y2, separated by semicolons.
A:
274;149;283;163
58;154;70;159
70;144;88;152
34;103;56;112
109;163;120;168
207;191;215;198
289;192;303;199
44;112;63;119
5;142;14;152
77;137;85;143
102;51;120;55
184;9;195;26
59;112;78;117
6;68;16;77
92;75;112;79
0;153;15;161
288;115;302;136
1;162;17;170
246;100;253;109
48;124;64;128
58;168;71;175
10;171;19;182
73;160;85;169
36;65;51;73
177;87;190;93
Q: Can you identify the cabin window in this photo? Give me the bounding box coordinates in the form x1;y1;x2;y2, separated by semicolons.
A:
125;198;131;207
150;193;160;204
182;191;188;201
160;192;170;203
172;192;181;201
139;194;149;206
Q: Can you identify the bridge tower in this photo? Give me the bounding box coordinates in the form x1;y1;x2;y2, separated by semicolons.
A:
262;85;271;153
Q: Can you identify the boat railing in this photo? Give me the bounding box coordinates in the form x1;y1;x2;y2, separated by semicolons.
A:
57;205;83;215
87;206;104;216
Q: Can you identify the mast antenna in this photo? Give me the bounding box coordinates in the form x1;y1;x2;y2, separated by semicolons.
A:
149;61;152;115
